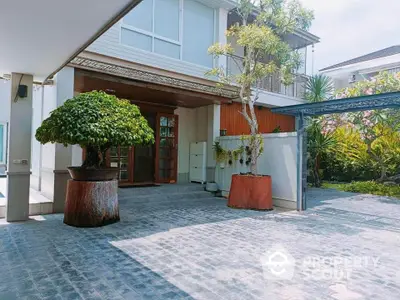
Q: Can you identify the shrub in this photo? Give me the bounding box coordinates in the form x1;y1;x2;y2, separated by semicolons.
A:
323;181;400;198
321;126;400;182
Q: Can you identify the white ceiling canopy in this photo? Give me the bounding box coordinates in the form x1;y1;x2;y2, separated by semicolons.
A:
0;0;142;82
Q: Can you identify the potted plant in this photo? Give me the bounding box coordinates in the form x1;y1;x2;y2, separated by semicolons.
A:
35;91;154;227
213;141;227;168
208;0;313;210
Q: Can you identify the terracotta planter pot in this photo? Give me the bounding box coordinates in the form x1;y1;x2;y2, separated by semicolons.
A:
64;179;119;227
67;167;119;181
227;174;273;210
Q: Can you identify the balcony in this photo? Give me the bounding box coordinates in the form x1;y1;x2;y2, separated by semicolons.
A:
226;55;308;99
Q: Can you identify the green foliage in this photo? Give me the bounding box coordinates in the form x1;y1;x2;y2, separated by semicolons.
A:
304;74;334;102
322;181;400;199
208;0;313;174
323;126;400;182
272;126;282;133
336;71;400;98
213;141;228;163
307;119;337;187
36;91;154;168
319;71;400;181
208;0;313;90
213;135;262;166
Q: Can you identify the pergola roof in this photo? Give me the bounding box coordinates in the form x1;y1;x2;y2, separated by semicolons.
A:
271;92;400;116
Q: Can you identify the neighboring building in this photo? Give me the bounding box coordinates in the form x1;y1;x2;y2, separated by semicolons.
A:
320;45;400;90
0;0;319;209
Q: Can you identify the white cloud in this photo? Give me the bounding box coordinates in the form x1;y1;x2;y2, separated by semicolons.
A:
300;0;400;73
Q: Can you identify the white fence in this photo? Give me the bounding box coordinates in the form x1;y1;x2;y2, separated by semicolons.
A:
215;132;298;209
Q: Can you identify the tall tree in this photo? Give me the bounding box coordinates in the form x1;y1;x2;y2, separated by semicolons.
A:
208;0;313;174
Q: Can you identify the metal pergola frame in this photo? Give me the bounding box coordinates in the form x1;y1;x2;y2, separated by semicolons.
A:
271;92;400;211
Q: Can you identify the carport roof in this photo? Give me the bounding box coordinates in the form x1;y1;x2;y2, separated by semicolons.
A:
271;92;400;116
0;0;142;82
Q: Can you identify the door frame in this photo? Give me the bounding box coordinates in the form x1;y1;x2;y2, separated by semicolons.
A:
155;113;179;183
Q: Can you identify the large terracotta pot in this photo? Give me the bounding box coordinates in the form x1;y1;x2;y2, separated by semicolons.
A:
227;174;273;210
64;179;119;227
67;167;119;181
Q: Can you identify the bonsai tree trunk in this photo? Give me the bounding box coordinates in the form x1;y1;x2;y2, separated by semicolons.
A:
99;143;111;167
82;145;101;168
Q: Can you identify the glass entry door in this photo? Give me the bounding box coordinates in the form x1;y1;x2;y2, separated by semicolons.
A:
109;146;132;182
155;113;178;183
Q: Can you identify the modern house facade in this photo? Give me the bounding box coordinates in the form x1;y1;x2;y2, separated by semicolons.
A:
320;45;400;90
0;0;319;214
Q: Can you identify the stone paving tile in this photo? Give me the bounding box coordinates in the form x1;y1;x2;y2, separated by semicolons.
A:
0;185;399;299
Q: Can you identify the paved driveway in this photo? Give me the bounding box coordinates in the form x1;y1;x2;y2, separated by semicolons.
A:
0;186;399;300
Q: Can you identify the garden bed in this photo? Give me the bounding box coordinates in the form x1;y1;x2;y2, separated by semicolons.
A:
322;181;400;199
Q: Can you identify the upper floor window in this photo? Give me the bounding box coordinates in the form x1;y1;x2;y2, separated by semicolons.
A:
121;0;215;68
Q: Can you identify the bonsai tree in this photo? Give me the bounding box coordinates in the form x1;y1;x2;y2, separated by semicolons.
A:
208;0;313;174
36;91;154;169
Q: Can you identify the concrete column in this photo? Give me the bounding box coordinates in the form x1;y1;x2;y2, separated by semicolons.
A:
39;67;81;212
295;115;307;211
217;8;228;71
207;104;220;182
6;73;33;221
30;85;44;191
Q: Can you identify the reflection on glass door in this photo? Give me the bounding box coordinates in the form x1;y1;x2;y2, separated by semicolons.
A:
109;146;131;182
156;113;178;183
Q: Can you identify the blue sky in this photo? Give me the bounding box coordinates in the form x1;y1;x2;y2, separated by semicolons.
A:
300;0;400;73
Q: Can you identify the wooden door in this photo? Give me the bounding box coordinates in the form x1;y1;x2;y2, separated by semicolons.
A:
109;146;133;183
155;113;178;183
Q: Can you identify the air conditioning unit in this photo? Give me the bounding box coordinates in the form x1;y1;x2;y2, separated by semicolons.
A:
348;74;357;84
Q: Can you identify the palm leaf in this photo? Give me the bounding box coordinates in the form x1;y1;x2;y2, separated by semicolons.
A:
304;74;334;102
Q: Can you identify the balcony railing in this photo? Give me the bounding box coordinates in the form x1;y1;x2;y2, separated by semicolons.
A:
226;55;307;99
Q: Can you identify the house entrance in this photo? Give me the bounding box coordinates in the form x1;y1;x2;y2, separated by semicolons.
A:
109;112;178;186
133;113;156;184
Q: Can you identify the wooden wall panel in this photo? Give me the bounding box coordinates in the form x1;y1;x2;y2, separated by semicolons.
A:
220;103;295;135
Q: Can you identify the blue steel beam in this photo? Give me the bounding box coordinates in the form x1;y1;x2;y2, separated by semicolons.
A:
271;92;400;116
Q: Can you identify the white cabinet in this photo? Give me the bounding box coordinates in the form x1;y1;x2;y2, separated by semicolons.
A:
189;142;206;183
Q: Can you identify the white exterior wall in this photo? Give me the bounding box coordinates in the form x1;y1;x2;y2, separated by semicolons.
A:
256;90;305;107
31;86;43;190
175;107;196;179
206;104;220;179
196;106;208;141
175;105;214;183
40;85;57;199
35;67;82;210
0;80;10;124
0;80;11;173
215;133;298;209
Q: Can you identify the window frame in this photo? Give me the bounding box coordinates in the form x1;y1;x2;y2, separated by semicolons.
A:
119;0;217;68
120;0;183;59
